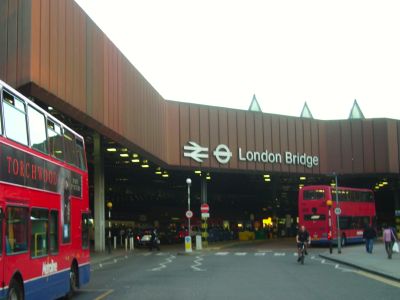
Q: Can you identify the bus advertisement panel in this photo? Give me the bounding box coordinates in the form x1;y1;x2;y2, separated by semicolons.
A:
0;80;90;300
298;185;375;246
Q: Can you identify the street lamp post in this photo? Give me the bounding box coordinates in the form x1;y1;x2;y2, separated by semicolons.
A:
107;201;112;254
186;178;192;238
334;174;341;254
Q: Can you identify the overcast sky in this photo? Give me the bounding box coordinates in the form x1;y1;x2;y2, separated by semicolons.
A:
75;0;400;120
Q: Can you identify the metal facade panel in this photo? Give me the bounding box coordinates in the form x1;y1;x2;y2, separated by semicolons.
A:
245;111;256;170
287;118;296;174
373;120;389;173
179;104;190;167
295;119;305;174
262;115;273;172
271;115;281;172
310;120;320;174
387;120;399;173
209;109;219;169
302;119;312;175
279;117;289;173
254;113;264;171
218;109;229;168
340;121;353;173
189;105;200;168
228;110;238;170
199;106;211;169
167;103;181;166
363;120;375;173
326;122;341;174
350;120;364;173
236;110;247;170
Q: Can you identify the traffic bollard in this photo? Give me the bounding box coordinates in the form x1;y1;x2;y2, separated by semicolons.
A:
114;236;117;249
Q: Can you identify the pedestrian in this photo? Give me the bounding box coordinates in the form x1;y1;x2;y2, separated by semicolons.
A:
149;228;160;251
382;224;393;259
363;224;376;253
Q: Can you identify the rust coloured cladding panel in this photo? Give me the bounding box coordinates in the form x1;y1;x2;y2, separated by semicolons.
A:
373;120;389;173
49;0;59;94
279;117;289;173
254;113;264;171
199;106;211;169
228;110;238;169
362;120;375;173
340;121;353;173
209;109;219;169
17;0;31;86
189;105;201;168
218;109;229;168
350;120;364;173
245;111;256;170
39;0;50;89
179;104;190;167
236;110;247;170
57;0;66;100
262;115;273;172
0;0;8;81
270;115;281;172
317;122;328;174
310;120;320;174
302;119;313;175
325;122;342;174
387;120;399;173
287;118;296;174
295;119;305;174
5;0;18;86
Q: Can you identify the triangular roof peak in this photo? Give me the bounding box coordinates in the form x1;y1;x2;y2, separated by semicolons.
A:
248;94;262;112
349;99;365;119
300;102;314;119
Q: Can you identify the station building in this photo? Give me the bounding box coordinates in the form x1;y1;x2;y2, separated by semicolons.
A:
1;0;400;251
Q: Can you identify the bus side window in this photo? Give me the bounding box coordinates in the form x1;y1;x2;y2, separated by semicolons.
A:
76;137;87;171
30;208;49;258
6;206;29;255
63;128;76;166
28;105;48;154
47;119;64;161
2;90;28;146
82;213;90;249
49;210;59;254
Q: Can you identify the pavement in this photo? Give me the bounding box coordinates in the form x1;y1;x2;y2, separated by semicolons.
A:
319;241;400;281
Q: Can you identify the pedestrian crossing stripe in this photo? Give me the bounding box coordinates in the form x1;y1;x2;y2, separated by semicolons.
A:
234;252;247;256
255;253;266;256
215;252;229;256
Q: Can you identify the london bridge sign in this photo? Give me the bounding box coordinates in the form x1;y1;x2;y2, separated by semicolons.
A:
183;141;319;169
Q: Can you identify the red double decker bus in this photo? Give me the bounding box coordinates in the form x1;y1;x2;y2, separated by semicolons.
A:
0;80;90;299
298;185;375;246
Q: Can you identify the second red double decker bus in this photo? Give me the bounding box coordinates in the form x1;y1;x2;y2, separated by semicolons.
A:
298;185;376;246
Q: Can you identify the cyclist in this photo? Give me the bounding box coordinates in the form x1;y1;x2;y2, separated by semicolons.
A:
296;225;311;262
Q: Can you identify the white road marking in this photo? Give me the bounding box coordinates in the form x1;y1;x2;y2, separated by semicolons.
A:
215;252;229;256
191;256;206;272
258;249;273;253
142;253;152;256
293;253;298;257
235;252;247;256
255;252;266;256
150;255;176;271
274;252;286;256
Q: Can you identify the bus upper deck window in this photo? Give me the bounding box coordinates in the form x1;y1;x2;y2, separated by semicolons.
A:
76;138;87;170
63;128;76;166
3;90;28;146
28;105;48;154
47;119;64;161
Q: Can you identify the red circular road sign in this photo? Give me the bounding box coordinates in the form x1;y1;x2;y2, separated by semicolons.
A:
186;210;193;219
200;204;210;213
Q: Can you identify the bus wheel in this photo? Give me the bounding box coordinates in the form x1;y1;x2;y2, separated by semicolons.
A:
67;263;79;298
341;235;347;247
8;278;24;300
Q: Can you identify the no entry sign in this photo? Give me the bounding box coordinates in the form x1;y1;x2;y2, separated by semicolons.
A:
200;203;210;213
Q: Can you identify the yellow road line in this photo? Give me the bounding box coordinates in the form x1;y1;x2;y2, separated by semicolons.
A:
94;289;114;300
356;271;400;289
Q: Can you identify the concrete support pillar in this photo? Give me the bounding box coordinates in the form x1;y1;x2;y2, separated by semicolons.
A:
94;133;105;252
201;177;207;204
200;177;208;246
